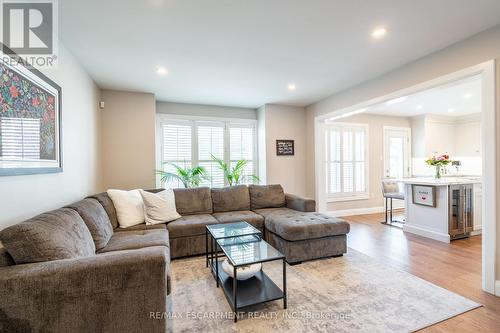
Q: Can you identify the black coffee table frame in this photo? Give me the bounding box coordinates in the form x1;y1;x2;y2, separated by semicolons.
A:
205;222;287;322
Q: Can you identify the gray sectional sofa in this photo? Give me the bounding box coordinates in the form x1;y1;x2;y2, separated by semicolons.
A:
0;184;349;333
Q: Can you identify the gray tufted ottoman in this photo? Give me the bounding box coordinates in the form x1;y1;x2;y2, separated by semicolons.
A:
257;209;350;264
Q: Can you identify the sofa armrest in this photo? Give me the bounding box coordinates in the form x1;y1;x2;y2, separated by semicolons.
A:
0;246;169;333
285;193;316;212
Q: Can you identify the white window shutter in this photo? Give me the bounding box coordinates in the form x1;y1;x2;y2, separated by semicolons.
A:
161;123;192;188
229;125;256;184
197;124;225;188
326;124;367;198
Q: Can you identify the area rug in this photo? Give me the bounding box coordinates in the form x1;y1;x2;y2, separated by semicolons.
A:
167;249;480;332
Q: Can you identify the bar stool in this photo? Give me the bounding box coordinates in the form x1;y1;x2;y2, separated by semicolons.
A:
381;181;405;226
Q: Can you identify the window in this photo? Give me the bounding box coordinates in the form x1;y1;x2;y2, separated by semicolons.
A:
326;123;368;200
1;117;41;160
157;116;257;188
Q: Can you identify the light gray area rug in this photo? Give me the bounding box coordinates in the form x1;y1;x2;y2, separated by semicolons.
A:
168;249;480;332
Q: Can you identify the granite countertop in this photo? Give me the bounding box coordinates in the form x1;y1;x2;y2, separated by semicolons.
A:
382;177;482;186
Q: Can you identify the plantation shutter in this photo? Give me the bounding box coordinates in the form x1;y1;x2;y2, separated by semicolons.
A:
197;123;225;188
0;117;41;160
229;125;255;185
161;123;192;188
326;124;367;198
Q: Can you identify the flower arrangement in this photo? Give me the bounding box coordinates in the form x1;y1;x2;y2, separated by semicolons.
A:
425;154;451;178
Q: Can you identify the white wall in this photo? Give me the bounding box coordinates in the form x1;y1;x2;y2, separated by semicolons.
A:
258;104;307;196
101;90;156;190
0;44;102;229
156;101;256;119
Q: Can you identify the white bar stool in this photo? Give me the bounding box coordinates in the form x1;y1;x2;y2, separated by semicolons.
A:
381;181;405;226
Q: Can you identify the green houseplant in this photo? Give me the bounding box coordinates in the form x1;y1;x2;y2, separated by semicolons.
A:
155;162;207;188
211;155;259;186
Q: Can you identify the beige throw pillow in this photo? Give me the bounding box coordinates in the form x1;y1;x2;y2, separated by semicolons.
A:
140;189;181;225
107;189;145;228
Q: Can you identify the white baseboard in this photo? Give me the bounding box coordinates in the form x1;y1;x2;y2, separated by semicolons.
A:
327;206;385;217
495;280;500;297
403;224;451;243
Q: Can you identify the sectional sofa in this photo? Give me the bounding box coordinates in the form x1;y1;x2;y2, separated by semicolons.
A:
0;184;349;333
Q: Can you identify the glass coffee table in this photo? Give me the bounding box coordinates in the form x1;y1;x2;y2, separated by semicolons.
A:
206;222;287;322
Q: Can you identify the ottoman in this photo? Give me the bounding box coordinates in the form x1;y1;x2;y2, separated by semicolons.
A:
259;209;350;264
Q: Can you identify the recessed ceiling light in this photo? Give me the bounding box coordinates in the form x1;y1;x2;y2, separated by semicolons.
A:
463;93;473;99
448;108;455;113
156;67;168;75
386;96;407;105
416;105;423;110
371;27;387;39
287;83;296;91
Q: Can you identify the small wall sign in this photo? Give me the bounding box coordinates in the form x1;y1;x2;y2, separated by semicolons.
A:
412;185;436;207
276;140;294;156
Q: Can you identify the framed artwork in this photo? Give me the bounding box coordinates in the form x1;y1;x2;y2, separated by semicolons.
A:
0;45;62;176
412;185;436;207
276;139;294;156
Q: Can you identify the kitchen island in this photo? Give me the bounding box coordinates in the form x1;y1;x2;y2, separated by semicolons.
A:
383;177;482;243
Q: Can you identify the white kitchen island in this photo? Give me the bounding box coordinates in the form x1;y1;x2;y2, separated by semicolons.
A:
383;177;482;243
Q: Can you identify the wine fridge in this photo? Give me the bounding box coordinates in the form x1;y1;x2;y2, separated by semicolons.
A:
449;184;474;240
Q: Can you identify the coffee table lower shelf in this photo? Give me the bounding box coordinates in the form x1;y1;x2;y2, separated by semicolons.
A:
211;261;285;318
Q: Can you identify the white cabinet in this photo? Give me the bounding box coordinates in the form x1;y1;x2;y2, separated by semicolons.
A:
455;121;481;157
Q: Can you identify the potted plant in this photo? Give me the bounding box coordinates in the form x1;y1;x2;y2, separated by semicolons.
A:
155;162;207;188
425;154;452;179
211;155;260;186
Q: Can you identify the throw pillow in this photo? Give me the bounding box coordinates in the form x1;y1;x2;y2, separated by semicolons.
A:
107;189;145;228
140;189;181;225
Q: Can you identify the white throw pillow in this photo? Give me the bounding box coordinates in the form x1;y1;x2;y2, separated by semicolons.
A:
107;189;145;228
140;189;181;225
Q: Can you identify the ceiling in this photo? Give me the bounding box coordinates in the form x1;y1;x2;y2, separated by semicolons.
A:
365;75;482;117
59;0;500;108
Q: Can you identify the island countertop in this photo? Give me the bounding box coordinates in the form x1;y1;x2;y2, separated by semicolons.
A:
382;177;482;186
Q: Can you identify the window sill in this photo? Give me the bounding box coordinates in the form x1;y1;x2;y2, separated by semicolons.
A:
327;194;370;202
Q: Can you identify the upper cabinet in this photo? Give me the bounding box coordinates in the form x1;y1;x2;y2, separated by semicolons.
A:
411;114;480;158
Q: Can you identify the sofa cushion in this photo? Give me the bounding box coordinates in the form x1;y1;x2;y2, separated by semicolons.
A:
263;211;350;242
0;208;95;264
66;198;114;251
173;187;213;215
166;214;218;238
98;229;169;253
212;211;264;229
87;192;119;229
253;207;297;218
211;185;250;212
248;184;286;210
114;223;167;232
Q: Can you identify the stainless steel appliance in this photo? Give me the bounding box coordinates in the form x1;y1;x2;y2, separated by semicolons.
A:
449;184;474;240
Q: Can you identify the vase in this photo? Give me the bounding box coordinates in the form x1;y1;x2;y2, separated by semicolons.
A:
435;166;441;179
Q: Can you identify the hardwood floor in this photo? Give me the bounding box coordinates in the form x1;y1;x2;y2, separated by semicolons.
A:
340;211;500;332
